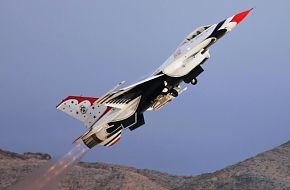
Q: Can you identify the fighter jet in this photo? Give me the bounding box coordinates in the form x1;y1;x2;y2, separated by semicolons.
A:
57;9;253;148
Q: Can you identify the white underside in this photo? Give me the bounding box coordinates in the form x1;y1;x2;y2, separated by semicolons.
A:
163;47;211;77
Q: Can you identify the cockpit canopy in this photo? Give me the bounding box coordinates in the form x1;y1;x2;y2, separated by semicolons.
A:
182;25;211;44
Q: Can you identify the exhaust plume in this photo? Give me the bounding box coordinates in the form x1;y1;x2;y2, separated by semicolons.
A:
8;143;89;190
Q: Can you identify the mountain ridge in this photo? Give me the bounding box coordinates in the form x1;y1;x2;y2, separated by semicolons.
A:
1;140;289;190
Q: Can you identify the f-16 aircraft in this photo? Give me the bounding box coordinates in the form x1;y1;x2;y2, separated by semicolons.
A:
57;9;253;148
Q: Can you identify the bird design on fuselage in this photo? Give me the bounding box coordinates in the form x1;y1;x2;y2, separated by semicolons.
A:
57;9;253;149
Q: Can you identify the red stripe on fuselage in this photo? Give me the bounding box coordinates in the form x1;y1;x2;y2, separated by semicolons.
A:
109;137;121;147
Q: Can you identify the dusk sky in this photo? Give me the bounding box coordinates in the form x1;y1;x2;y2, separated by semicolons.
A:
1;0;290;175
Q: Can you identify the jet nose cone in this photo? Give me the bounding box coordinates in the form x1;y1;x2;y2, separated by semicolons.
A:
230;8;253;24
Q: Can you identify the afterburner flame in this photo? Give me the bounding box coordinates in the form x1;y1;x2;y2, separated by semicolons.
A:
8;143;89;190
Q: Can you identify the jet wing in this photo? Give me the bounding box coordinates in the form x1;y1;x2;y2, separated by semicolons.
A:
121;74;165;91
97;74;165;105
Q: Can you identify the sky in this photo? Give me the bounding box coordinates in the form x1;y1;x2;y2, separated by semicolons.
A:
1;0;290;176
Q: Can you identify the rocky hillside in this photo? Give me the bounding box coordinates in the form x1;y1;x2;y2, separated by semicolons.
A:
1;140;290;190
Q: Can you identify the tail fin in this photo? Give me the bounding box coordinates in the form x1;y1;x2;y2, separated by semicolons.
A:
56;96;112;128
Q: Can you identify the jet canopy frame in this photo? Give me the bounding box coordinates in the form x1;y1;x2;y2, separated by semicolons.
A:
183;25;211;43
